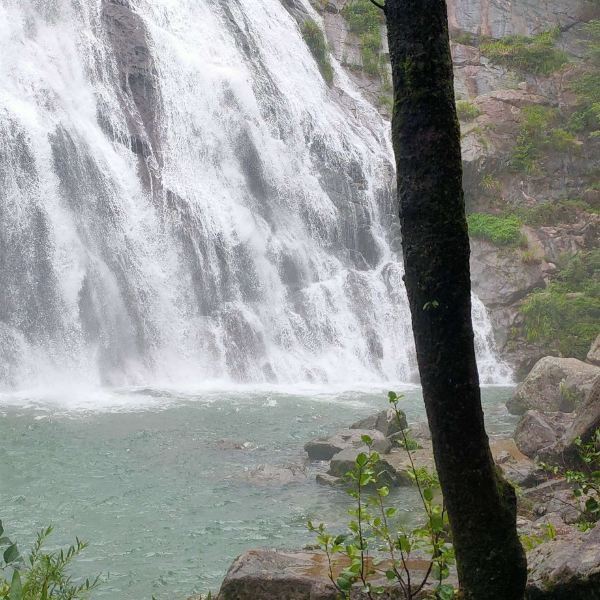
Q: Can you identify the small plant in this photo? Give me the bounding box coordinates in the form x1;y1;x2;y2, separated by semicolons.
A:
480;173;502;194
520;522;557;551
0;523;100;600
456;101;481;122
467;213;524;247
308;392;456;600
301;19;334;85
480;28;569;76
520;249;541;265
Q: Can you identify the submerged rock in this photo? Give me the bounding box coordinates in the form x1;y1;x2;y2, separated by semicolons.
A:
507;357;600;415
350;408;407;438
304;429;391;461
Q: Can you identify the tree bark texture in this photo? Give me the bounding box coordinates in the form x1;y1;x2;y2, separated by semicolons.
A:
384;1;527;598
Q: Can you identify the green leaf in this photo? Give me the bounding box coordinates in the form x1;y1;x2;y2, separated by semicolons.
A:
377;486;389;497
356;452;369;468
361;434;373;446
9;570;22;600
423;487;434;502
4;544;20;565
437;583;456;600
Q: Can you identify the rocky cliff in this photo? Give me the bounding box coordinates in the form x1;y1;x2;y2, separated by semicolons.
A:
308;0;600;377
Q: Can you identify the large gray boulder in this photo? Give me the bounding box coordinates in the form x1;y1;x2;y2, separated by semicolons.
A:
526;525;600;599
217;549;437;600
507;357;600;415
304;429;391;461
538;376;600;467
350;408;407;438
514;411;574;458
587;334;600;367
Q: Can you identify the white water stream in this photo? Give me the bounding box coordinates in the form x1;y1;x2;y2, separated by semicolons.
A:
0;0;511;391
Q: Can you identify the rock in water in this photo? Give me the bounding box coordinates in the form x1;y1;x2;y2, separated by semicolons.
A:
350;408;407;437
304;429;391;461
508;357;600;415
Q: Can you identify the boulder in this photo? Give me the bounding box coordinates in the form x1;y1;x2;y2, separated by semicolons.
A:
507;357;600;415
350;408;407;438
538;376;600;467
328;445;432;487
587;334;600;366
490;438;547;488
526;525;600;599
304;429;391;461
217;549;438;600
514;411;575;458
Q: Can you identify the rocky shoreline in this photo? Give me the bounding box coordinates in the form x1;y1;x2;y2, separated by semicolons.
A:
206;334;600;599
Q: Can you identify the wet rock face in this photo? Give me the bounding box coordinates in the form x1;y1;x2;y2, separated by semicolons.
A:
101;0;162;175
508;356;600;415
447;0;596;37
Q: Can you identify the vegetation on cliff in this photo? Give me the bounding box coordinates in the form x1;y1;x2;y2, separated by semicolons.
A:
301;19;334;85
520;250;600;360
480;28;569;76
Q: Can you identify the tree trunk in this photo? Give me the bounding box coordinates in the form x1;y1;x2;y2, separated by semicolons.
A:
384;1;527;598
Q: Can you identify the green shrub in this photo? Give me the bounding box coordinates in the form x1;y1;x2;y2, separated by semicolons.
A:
480;28;569;75
521;250;600;359
0;523;100;600
467;213;524;246
301;19;334;85
308;392;456;600
456;100;481;121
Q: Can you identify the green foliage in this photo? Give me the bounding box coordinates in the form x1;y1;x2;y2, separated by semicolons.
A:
520;522;557;551
542;429;600;531
521;250;600;359
511;106;578;174
467;213;524;247
566;21;600;135
480;28;569;75
515;198;599;226
341;1;386;77
455;101;481;122
301;19;334;85
0;524;99;600
308;392;456;599
452;31;475;46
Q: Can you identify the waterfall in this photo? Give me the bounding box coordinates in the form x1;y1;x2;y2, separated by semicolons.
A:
0;0;511;390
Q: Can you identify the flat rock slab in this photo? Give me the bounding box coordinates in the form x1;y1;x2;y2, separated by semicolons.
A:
305;429;391;461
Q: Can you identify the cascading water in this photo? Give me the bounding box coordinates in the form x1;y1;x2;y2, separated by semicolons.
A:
0;0;511;391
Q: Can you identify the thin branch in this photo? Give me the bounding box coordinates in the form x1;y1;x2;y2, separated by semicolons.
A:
368;0;386;11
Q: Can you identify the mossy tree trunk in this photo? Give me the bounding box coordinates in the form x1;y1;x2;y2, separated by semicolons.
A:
384;1;527;598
